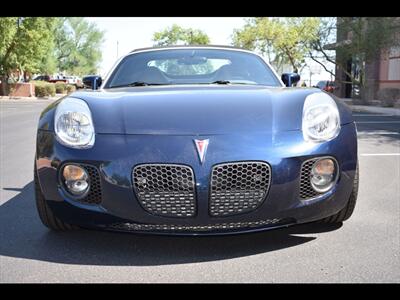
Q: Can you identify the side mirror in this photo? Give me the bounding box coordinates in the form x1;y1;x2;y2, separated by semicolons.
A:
83;75;102;90
281;73;300;87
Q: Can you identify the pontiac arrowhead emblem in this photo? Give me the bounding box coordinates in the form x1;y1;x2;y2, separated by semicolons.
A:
194;139;209;164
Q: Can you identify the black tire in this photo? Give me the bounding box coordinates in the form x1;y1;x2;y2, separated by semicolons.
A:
34;163;78;231
321;162;359;223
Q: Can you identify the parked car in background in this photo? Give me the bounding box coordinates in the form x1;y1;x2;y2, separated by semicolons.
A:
64;76;84;89
315;80;336;93
32;75;50;82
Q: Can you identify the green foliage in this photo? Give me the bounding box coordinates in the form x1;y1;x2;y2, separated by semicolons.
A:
66;84;76;94
32;81;55;97
54;17;105;75
0;17;57;78
54;81;67;94
153;24;210;46
0;17;104;95
232;17;320;72
45;83;55;97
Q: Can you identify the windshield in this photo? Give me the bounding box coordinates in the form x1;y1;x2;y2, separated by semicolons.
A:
105;49;282;88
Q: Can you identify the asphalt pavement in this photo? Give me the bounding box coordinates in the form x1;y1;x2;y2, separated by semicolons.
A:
0;99;399;283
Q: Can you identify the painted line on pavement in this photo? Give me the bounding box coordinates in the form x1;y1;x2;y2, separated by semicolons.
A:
361;153;400;156
356;121;400;124
357;131;399;135
353;114;399;117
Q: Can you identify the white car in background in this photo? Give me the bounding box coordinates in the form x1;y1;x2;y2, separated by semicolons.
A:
64;76;84;88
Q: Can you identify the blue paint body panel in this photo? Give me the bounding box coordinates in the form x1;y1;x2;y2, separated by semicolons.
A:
35;84;358;235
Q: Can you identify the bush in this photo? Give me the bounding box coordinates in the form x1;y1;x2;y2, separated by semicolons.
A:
32;81;55;98
377;88;400;107
45;83;56;97
34;83;47;97
54;81;67;94
66;84;76;94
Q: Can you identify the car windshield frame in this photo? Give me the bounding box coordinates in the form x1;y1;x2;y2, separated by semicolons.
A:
102;48;283;89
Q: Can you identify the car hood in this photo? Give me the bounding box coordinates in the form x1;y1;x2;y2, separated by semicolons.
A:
60;85;352;135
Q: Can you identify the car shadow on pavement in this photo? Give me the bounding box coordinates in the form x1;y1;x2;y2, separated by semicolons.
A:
0;181;341;266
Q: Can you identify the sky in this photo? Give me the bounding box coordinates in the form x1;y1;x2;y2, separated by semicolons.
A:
88;17;334;86
87;17;246;77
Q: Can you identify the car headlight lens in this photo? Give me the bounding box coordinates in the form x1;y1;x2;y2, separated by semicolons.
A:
302;93;340;142
55;97;95;148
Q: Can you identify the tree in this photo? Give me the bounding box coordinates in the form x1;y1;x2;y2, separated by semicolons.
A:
232;17;320;73
0;17;56;94
53;17;105;75
152;24;210;46
309;17;400;99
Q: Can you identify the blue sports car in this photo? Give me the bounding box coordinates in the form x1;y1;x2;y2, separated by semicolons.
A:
34;46;358;235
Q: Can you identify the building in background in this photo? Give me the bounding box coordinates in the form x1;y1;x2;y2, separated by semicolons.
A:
333;18;400;103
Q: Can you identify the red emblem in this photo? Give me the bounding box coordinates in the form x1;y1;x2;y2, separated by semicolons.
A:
194;139;209;164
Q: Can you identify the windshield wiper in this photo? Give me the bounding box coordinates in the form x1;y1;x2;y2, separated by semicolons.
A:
110;81;167;88
210;80;231;84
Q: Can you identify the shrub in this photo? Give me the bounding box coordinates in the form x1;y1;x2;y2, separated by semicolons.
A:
32;81;55;98
45;83;56;97
54;81;67;94
66;84;76;94
34;83;47;97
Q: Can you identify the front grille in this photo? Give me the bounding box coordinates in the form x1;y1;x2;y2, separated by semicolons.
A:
110;218;287;232
299;158;321;200
209;161;271;217
132;164;196;218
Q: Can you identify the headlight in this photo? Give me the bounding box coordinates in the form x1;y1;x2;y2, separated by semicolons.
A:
302;93;340;142
54;97;95;148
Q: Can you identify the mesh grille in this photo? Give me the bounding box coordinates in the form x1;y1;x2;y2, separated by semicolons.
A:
110;218;284;232
81;165;102;204
133;164;196;218
299;158;321;200
209;161;271;217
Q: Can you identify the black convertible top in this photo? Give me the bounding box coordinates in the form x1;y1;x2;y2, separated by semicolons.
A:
130;45;247;53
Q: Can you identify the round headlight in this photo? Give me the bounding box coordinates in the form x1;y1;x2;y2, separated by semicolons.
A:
310;158;337;193
62;164;89;195
302;93;340;142
55;97;95;148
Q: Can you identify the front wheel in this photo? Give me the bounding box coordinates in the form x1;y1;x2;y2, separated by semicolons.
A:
34;162;78;231
321;162;359;223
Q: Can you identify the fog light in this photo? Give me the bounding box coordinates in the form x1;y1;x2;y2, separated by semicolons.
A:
62;165;89;195
310;158;337;193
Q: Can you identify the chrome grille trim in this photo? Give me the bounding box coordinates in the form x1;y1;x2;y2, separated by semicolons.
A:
209;161;271;217
132;164;196;218
110;218;284;232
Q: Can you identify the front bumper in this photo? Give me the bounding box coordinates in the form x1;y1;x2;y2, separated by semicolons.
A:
35;123;358;235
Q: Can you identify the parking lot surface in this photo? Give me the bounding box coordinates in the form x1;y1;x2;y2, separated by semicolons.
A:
0;100;399;283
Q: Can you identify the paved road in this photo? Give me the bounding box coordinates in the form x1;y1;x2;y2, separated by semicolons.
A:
0;100;399;283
